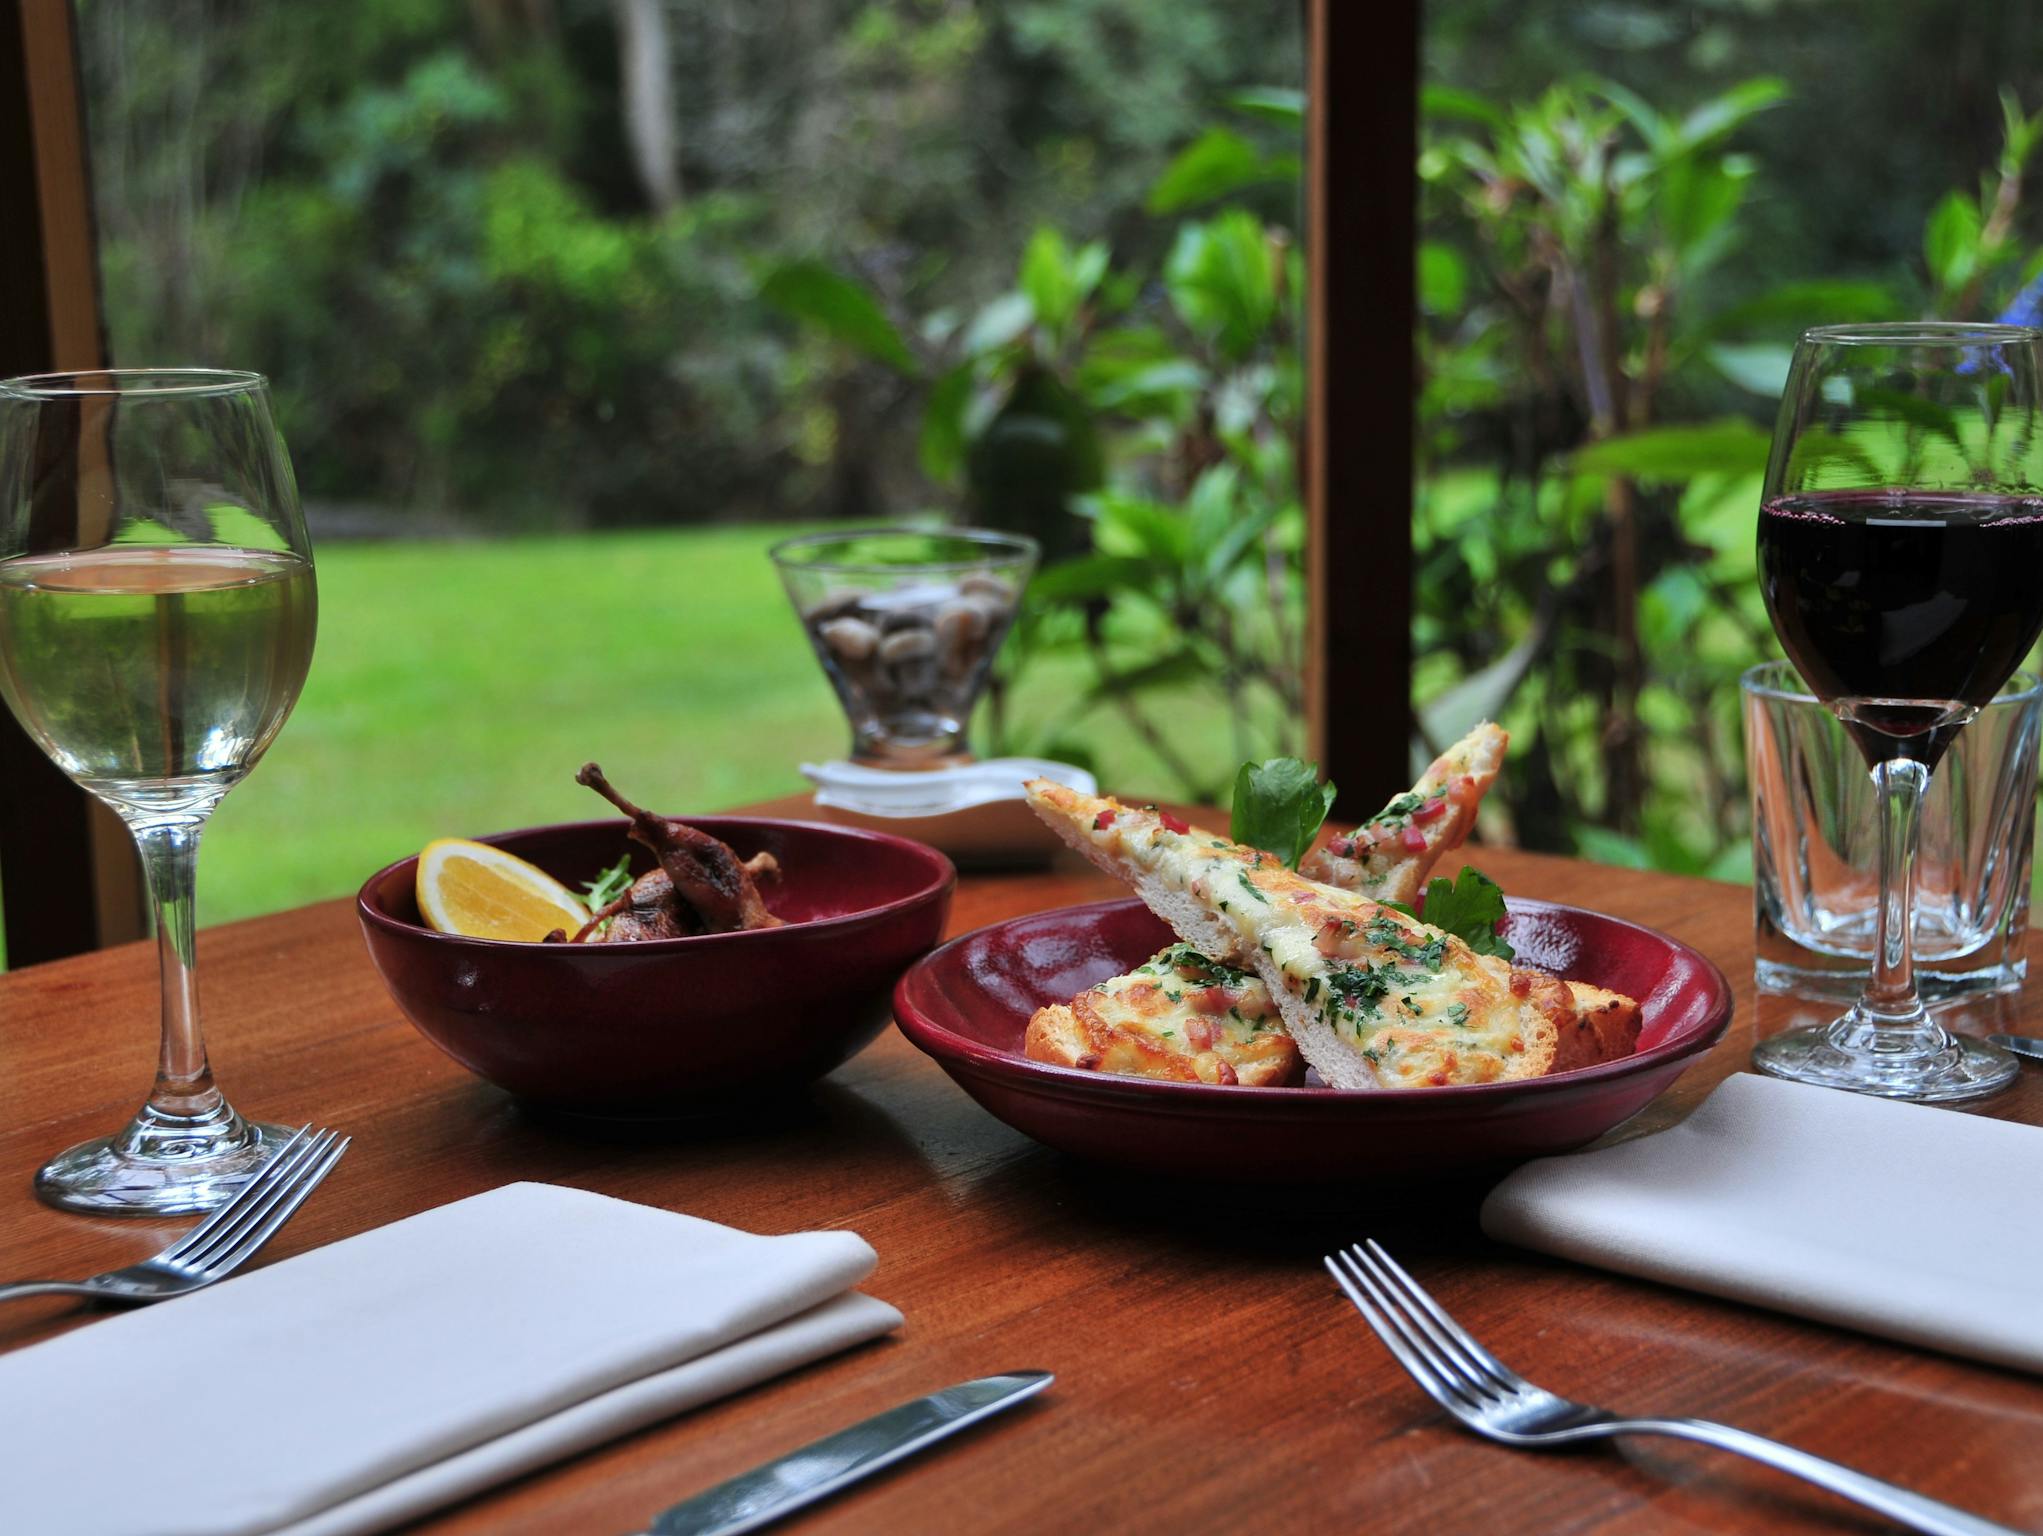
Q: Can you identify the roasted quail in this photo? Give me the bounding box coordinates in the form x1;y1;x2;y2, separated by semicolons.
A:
574;764;782;939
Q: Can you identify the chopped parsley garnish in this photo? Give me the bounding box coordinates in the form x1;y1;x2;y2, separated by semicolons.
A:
1321;960;1420;1026
1369;792;1424;825
1443;1003;1471;1026
1303;976;1321;1004
1365;916;1445;970
1154;944;1252;987
1236;871;1269;904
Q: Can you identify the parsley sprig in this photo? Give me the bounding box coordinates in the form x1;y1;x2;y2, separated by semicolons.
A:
1386;866;1515;960
1230;756;1337;869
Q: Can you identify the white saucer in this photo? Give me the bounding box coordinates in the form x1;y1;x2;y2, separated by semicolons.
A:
798;758;1099;866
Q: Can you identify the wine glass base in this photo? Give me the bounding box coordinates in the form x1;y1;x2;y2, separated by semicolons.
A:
35;1116;296;1216
1752;1022;2018;1103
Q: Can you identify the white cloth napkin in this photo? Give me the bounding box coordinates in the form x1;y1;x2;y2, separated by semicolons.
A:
1480;1072;2043;1373
0;1182;902;1536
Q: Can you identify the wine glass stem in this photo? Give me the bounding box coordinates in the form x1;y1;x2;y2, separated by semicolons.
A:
1862;756;1931;1028
125;811;225;1123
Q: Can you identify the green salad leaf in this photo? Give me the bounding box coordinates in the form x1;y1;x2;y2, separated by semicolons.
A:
1386;865;1515;960
1230;756;1337;869
581;854;634;912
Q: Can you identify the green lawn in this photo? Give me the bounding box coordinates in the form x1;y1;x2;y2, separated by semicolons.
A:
193;525;1240;927
199;526;844;923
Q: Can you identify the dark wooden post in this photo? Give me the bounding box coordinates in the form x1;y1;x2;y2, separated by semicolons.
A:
1305;0;1417;812
0;0;146;963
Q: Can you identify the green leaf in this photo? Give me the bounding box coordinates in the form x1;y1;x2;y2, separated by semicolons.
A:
1165;209;1278;361
1700;279;1903;337
1420;84;1507;129
1569;420;1772;483
1081;357;1207;412
1147;127;1274;215
1925;190;1982;293
918;363;974;485
962;292;1035;356
1573;826;1653;870
1670;76;1788;153
1705;342;1793;397
1093;492;1192;565
1418;241;1467;316
1659;157;1748;253
1083;646;1210;705
1025;553;1152;604
1018;226;1106;336
1226;86;1306;128
759;260;916;373
1389;867;1515;960
1230;756;1337;870
580;855;632;912
1857;386;1968;455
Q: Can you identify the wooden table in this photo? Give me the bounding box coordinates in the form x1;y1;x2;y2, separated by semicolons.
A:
5;810;2042;1535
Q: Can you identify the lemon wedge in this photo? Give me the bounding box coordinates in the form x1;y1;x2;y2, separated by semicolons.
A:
416;838;591;942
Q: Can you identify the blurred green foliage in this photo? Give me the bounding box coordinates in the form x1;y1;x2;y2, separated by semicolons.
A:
1419;1;2043;874
762;92;1306;801
82;0;1303;537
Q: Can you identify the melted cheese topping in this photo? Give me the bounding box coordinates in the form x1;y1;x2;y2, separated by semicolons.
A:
1087;945;1285;1052
1086;810;1541;1087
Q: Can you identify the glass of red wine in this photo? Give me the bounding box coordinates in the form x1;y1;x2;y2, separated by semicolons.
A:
1755;322;2043;1100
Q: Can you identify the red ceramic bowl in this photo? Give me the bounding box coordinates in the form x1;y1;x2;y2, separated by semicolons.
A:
359;818;953;1115
892;897;1731;1177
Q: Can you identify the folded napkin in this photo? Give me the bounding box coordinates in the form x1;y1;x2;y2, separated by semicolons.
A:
1481;1072;2043;1373
0;1183;901;1536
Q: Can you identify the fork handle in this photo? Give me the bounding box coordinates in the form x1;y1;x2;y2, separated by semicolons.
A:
0;1281;93;1304
1608;1417;2021;1536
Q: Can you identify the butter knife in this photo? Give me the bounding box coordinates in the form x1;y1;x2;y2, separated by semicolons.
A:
635;1371;1054;1536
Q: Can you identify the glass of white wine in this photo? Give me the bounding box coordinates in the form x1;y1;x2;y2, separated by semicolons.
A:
0;370;317;1213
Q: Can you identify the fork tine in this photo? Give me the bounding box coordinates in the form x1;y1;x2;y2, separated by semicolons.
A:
195;1135;348;1279
1364;1239;1530;1394
177;1130;333;1271
1337;1246;1502;1405
1325;1249;1483;1420
157;1124;312;1263
1352;1244;1512;1402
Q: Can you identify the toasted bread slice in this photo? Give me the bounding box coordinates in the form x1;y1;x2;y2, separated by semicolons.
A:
1024;780;1637;1089
1551;982;1642;1072
1024;945;1302;1086
1301;722;1508;903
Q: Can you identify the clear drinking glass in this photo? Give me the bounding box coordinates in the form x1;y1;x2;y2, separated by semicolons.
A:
0;370;317;1212
770;527;1038;766
1745;661;2039;1000
1752;323;2043;1100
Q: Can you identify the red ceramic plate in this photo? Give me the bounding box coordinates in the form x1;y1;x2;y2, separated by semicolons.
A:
892;897;1731;1176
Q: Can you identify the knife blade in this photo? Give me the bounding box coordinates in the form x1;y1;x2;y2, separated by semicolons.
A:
637;1371;1054;1536
1988;1032;2043;1061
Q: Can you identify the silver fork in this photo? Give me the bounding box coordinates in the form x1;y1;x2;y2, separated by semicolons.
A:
1;1125;349;1306
1327;1240;2022;1536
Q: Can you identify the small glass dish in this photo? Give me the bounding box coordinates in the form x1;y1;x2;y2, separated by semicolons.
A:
770;527;1038;767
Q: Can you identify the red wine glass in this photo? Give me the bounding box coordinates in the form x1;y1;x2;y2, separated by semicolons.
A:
1755;322;2043;1100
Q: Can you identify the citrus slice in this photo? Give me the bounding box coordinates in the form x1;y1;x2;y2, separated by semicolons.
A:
416;838;591;942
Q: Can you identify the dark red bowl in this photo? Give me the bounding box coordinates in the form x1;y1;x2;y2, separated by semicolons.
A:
359;818;954;1115
892;897;1731;1177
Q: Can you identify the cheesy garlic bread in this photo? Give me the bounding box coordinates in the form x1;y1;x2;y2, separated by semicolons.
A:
1024;944;1303;1087
1023;780;1639;1089
1299;722;1507;903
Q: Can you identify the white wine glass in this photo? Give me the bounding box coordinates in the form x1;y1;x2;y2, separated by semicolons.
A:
0;370;317;1213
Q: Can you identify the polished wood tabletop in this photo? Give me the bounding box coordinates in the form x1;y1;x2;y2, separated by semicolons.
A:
4;801;2042;1535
